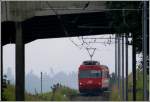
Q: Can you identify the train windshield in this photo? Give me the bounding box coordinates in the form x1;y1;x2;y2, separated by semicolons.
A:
79;70;101;78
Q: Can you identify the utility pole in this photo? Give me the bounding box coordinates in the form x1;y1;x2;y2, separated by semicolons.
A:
120;35;122;100
132;33;136;101
115;34;118;85
41;72;43;94
122;34;125;100
143;1;147;101
118;34;121;98
125;34;128;101
122;8;128;101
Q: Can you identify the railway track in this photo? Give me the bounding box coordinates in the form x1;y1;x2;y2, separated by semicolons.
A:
70;90;111;101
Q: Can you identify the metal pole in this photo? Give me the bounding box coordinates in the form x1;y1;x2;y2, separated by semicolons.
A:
120;35;122;100
1;45;3;100
122;34;125;100
132;33;136;101
41;72;43;94
15;22;25;101
143;1;147;100
125;34;128;101
115;34;118;85
118;34;121;98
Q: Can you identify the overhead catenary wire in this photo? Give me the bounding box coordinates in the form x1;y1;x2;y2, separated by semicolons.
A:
46;1;98;50
46;2;121;60
46;2;115;47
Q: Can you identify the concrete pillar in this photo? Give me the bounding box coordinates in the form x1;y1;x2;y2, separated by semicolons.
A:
143;1;148;100
1;46;3;100
15;22;25;101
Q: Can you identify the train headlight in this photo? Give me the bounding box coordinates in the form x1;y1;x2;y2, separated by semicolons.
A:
79;82;82;85
98;82;101;85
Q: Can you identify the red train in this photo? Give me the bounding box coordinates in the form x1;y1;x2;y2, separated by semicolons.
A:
78;60;109;93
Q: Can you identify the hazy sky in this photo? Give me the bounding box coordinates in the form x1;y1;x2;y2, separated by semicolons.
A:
3;35;133;77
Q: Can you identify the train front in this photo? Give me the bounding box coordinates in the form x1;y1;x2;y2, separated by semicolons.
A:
78;61;102;93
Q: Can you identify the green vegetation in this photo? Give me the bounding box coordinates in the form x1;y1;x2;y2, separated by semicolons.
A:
3;84;78;101
3;85;15;100
110;67;149;101
3;85;43;101
109;86;121;101
38;85;78;101
128;67;149;101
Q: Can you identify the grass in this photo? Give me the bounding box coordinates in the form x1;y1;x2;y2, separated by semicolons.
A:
110;67;149;101
3;85;44;101
48;86;78;101
3;85;15;101
109;86;121;101
2;84;78;101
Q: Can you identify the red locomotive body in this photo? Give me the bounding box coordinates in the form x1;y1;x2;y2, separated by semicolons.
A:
78;61;109;93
